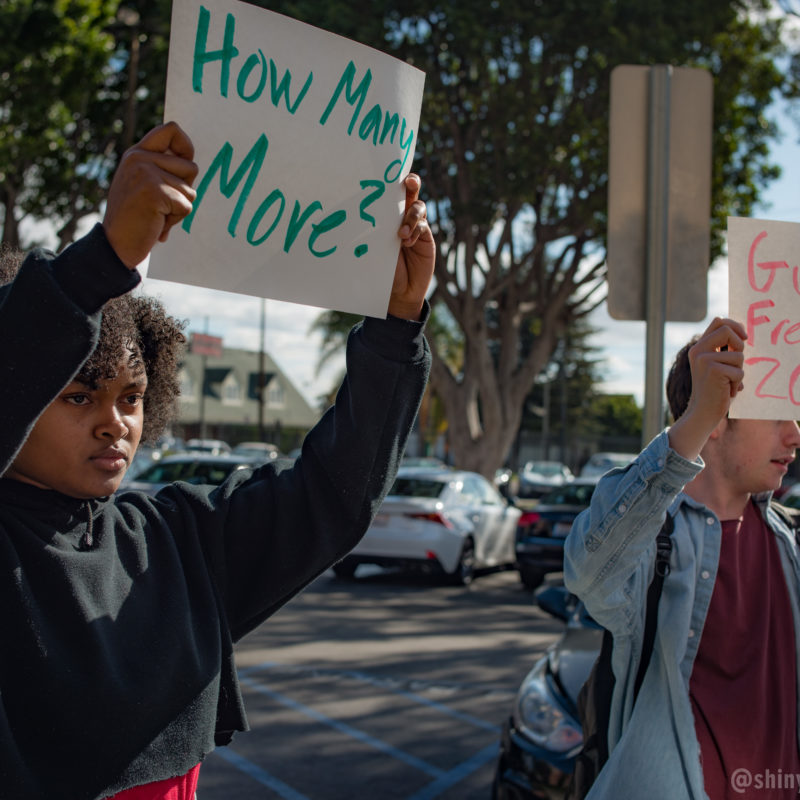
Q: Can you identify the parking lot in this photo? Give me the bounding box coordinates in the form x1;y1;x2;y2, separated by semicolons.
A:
196;567;563;799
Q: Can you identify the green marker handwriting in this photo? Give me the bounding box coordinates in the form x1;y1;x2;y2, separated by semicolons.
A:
193;5;312;113
319;60;415;182
183;135;347;258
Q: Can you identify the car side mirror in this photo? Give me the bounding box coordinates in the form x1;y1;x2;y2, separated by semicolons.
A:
535;585;574;622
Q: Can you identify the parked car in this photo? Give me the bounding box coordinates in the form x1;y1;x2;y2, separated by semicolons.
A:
125;445;163;481
232;441;281;460
334;467;522;585
120;453;266;497
579;452;636;479
515;478;598;590
401;456;448;469
184;438;231;456
517;461;573;500
154;434;185;455
492;586;601;800
495;468;514;500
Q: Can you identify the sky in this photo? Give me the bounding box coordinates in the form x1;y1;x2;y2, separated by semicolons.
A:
38;99;800;412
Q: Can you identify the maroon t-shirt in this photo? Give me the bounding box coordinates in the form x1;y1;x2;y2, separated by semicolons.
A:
690;500;799;799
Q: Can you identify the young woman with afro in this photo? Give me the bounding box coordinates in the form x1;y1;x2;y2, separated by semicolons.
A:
0;122;435;800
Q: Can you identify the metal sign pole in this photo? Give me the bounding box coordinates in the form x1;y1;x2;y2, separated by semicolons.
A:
643;65;671;446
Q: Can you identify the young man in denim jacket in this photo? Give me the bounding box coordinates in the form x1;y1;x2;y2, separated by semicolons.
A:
565;316;800;799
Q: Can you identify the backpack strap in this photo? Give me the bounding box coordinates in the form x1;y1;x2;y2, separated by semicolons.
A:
566;513;676;800
633;512;674;700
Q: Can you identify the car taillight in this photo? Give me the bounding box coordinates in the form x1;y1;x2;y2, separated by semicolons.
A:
405;512;454;528
519;511;541;526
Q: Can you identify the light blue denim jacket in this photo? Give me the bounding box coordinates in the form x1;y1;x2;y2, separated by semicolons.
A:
564;431;800;800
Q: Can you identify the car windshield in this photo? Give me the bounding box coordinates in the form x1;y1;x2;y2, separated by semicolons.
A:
389;477;447;498
233;446;275;458
526;462;563;475
540;482;596;506
134;460;242;485
589;454;633;470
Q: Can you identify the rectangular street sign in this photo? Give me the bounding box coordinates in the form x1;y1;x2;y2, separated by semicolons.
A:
607;65;713;321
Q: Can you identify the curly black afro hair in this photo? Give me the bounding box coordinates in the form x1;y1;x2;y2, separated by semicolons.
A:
0;243;187;444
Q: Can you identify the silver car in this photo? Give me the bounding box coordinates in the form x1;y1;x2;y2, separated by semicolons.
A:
334;467;522;585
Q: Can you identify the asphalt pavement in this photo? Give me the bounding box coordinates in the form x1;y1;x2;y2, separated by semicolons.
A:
195;566;564;800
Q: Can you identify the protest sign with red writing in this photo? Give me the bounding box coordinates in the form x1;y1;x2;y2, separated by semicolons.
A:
728;216;800;419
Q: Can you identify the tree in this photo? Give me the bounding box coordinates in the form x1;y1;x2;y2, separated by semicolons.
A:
6;1;799;478
585;394;642;440
1;0;114;248
0;0;173;249
292;0;797;476
393;0;796;476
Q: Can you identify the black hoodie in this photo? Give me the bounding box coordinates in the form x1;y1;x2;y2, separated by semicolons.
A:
0;224;430;799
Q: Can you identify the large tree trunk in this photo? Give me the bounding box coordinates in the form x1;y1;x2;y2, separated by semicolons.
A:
429;321;558;478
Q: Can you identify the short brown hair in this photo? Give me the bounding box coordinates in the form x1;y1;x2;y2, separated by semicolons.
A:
666;335;701;422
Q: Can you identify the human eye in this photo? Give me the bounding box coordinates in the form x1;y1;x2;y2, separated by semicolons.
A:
63;393;91;406
123;391;146;407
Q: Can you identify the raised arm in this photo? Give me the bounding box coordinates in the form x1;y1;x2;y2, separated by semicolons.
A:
564;316;746;636
0;122;198;473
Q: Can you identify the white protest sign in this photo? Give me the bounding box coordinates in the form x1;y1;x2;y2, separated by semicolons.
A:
148;0;425;318
728;216;800;418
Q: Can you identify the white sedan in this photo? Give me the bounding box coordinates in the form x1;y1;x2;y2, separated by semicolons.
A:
333;467;522;585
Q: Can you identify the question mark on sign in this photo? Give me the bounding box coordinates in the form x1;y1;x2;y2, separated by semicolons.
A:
355;179;386;257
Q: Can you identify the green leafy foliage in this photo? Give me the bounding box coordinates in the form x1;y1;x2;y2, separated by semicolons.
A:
3;0;798;474
0;0;173;247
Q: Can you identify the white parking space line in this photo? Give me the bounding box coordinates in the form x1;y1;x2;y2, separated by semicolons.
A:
210;747;311;800
405;743;501;800
239;661;503;734
224;663;505;798
239;675;447;779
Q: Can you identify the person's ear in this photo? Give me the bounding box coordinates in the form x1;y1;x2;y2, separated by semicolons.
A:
708;416;729;441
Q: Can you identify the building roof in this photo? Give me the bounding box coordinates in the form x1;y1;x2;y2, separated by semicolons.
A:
178;343;320;430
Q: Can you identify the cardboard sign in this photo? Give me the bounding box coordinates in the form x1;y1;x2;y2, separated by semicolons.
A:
728;216;800;418
148;0;425;317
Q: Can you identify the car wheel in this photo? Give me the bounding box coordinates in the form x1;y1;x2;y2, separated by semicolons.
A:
519;565;545;591
332;559;357;579
451;538;476;586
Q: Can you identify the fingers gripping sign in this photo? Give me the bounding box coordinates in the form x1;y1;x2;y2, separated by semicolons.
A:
389;173;435;321
103;122;199;270
689;317;747;414
669;317;747;460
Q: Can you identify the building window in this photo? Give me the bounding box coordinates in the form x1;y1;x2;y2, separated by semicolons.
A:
222;374;242;405
179;368;195;401
267;379;286;409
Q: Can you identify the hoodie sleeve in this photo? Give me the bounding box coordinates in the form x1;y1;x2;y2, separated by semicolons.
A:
156;304;432;641
0;224;140;474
